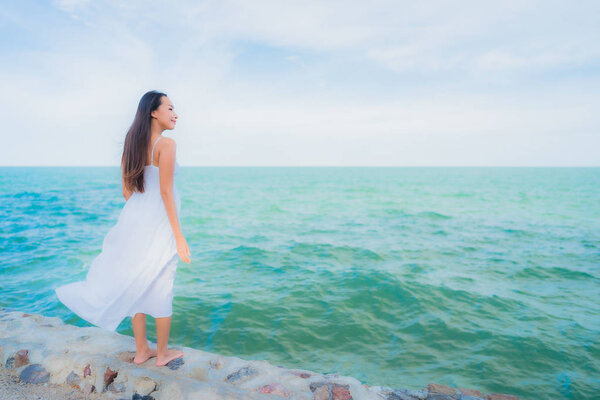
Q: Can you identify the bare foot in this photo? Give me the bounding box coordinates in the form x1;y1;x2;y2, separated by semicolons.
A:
156;349;184;366
133;348;157;364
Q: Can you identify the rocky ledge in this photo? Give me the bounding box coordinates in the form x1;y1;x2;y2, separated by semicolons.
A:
0;307;521;400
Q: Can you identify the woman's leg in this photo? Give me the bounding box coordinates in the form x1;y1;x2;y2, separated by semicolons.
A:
132;313;157;364
155;315;184;366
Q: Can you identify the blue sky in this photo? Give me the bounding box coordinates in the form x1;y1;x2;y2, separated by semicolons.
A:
1;0;599;166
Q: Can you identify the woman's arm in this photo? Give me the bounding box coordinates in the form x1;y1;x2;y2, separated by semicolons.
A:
157;138;191;263
156;137;183;238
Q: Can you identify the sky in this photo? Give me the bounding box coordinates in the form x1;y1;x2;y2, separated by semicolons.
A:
1;0;599;166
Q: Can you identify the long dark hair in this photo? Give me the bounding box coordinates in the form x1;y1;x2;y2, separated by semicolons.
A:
121;90;167;194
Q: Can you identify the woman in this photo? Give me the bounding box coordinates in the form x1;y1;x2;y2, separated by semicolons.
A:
55;90;191;367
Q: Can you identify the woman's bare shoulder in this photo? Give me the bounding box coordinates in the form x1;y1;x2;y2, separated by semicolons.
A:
159;136;176;146
157;136;176;151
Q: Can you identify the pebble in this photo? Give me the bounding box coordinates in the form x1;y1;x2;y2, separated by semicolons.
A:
65;370;81;388
165;356;185;370
103;366;118;388
225;365;259;384
258;382;290;397
14;349;29;368
19;364;50;384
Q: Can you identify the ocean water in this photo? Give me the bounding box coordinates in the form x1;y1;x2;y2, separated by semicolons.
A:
1;166;598;399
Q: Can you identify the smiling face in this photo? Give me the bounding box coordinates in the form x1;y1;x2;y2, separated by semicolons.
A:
151;95;178;130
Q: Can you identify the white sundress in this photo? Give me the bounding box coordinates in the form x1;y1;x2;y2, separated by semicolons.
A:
55;135;181;331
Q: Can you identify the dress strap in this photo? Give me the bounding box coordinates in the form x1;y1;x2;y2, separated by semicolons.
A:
150;136;163;166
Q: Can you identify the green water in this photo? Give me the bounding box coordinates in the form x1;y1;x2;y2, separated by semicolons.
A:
1;167;598;399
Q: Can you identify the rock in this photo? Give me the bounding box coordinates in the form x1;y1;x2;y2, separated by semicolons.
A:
460;388;484;397
225;366;259;384
134;376;158;396
309;382;352;400
427;394;457;400
66;371;81;388
108;381;127;393
332;383;352;400
166;356;185;370
83;363;92;378
14;349;29;367
209;358;224;369
390;388;428;400
290;370;312;378
133;393;156;400
258;382;290;397
387;391;409;400
313;385;330;400
407;389;428;399
459;388;486;400
427;383;459;397
103;366;118;388
486;394;519;400
19;363;50;384
388;389;427;400
310;382;329;392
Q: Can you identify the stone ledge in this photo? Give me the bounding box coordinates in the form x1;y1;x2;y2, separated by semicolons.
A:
0;307;521;400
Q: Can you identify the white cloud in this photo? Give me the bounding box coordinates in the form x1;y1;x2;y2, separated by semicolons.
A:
473;43;600;72
51;0;90;16
174;0;600;74
1;0;599;166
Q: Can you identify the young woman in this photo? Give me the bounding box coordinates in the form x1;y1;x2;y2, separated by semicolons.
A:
56;90;191;367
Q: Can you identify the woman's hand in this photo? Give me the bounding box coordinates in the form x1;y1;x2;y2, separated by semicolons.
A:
175;235;191;263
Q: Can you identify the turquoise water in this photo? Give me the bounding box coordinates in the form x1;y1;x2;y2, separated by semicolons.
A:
1;167;598;399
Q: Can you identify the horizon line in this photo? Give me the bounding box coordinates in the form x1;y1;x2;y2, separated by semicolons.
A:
2;165;599;168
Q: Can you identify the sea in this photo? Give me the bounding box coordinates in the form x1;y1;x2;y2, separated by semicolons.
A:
1;166;598;399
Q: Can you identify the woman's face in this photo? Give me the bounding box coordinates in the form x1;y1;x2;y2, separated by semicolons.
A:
151;96;178;130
